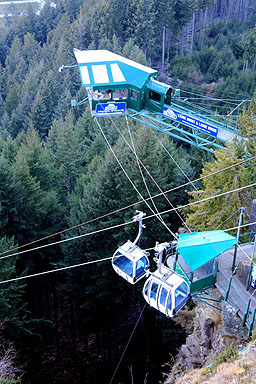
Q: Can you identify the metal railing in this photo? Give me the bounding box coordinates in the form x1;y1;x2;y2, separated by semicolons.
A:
217;268;256;335
171;99;237;131
239;231;256;244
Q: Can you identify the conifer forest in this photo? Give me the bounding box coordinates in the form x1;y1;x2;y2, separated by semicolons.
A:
0;0;256;383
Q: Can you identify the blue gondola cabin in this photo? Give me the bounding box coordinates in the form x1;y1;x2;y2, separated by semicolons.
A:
112;240;150;285
142;265;190;317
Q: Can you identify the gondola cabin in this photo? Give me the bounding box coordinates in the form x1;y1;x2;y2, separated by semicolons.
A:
73;48;176;116
142;231;237;317
142;265;190;317
172;230;237;294
112;240;150;284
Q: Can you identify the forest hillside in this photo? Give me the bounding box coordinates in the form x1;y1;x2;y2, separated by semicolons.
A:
0;0;255;383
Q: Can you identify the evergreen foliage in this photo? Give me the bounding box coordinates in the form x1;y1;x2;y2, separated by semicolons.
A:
185;93;256;232
0;0;255;382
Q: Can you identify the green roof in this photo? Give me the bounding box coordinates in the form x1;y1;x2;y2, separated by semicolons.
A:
73;49;158;89
147;79;170;95
177;230;236;271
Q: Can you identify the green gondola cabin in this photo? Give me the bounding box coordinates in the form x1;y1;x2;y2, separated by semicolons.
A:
70;48;240;151
173;230;237;294
73;48;176;115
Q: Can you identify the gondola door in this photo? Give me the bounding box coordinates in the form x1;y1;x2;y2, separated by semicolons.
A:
158;286;169;315
148;280;160;310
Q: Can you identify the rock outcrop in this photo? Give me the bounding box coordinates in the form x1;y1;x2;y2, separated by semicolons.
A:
164;289;248;383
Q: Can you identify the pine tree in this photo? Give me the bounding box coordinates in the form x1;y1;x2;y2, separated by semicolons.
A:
5;86;21;117
18;127;62;192
46;111;88;194
10;131;62;243
184;92;256;232
185;148;247;232
132;0;158;60
30;91;51;139
5;37;23;79
23;33;39;68
0;155;21;238
0;236;26;336
243;26;256;71
122;39;147;65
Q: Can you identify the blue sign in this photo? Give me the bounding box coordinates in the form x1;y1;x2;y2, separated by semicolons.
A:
162;106;218;138
96;102;126;114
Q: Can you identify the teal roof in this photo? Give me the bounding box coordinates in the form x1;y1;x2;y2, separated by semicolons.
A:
177;231;236;271
147;79;170;94
73;49;157;89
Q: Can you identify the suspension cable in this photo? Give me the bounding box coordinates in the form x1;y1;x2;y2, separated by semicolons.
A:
149;128;198;190
1;155;255;258
179;89;251;102
2;181;256;262
145;181;256;221
108;116;192;233
95;117;178;239
1;221;256;286
237;243;254;264
0;256;113;285
109;303;147;384
125;116;173;236
0;220;134;260
215;208;240;230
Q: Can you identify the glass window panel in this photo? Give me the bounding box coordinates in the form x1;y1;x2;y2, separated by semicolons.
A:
150;282;159;301
93;89;111;100
159;287;168;307
143;281;150;297
130;90;138;100
149;90;161;103
110;63;126;82
135;257;149;279
168;294;172;311
92;64;109;83
113;255;133;277
113;89;128;100
80;66;90;85
175;282;189;311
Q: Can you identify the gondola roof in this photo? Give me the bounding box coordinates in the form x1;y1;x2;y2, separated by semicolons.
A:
73;48;158;88
177;230;236;271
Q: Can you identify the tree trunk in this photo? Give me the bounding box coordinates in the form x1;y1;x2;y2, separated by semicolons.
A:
53;285;59;349
243;59;248;72
70;299;76;354
161;26;166;74
190;12;195;55
199;9;207;50
167;28;171;62
253;53;256;72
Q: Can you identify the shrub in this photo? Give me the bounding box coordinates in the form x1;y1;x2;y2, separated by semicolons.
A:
211;344;238;369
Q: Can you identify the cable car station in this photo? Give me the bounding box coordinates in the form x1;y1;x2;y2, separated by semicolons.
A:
71;48;242;153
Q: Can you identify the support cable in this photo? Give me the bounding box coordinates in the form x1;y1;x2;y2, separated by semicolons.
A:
179;90;251;102
125;116;173;236
237;243;256;266
145;181;256;223
0;221;256;285
0;256;113;285
1;182;256;262
1;156;255;258
109;303;146;384
215;208;240;230
95;117;178;239
108;116;192;233
149;128;198;190
0;220;134;261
